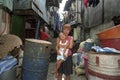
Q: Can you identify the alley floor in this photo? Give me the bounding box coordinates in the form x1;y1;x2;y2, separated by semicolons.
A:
47;62;86;80
16;62;86;80
16;38;86;80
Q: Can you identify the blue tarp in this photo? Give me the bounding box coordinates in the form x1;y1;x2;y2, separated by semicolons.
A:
91;46;120;53
0;55;17;75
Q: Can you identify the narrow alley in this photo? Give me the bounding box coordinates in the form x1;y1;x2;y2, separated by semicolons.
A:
0;0;120;80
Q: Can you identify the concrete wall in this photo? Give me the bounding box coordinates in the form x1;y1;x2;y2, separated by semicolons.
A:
77;0;81;23
73;26;81;41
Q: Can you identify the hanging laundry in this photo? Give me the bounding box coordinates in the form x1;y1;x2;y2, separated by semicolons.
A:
84;0;88;7
53;12;60;31
93;0;100;7
88;0;94;6
89;0;100;7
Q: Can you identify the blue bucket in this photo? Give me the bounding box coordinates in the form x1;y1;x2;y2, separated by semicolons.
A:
22;39;51;80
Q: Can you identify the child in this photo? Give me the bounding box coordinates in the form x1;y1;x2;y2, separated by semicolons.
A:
52;32;70;76
39;27;50;41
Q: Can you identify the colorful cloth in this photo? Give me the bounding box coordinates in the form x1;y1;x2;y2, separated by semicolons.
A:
84;0;88;7
40;32;49;40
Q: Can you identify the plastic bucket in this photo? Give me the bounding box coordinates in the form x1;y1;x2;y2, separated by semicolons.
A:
22;39;52;80
97;25;120;50
99;38;120;50
88;51;120;80
97;25;120;39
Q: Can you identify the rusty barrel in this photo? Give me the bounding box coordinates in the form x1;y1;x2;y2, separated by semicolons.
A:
88;51;120;80
22;39;52;80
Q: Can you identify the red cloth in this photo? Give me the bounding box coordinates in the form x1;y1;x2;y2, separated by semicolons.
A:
84;0;88;7
40;32;49;40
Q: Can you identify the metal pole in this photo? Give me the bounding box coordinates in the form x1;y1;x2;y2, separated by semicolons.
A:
102;0;104;23
35;19;40;39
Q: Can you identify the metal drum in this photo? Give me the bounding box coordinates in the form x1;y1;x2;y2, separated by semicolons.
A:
88;51;120;80
22;39;52;80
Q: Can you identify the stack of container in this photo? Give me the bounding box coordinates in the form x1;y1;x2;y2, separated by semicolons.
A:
97;24;120;50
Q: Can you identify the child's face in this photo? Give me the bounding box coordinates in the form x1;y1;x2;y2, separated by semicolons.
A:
40;28;43;32
59;33;66;40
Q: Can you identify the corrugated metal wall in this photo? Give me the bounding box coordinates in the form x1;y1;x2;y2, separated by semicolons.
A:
82;0;120;28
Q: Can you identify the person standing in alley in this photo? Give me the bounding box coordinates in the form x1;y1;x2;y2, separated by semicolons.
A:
56;24;74;80
52;32;70;77
39;26;50;41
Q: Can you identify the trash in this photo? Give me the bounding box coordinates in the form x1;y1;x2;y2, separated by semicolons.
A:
73;65;85;76
0;34;22;58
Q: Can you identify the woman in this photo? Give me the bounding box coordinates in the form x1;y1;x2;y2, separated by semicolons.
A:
56;24;74;80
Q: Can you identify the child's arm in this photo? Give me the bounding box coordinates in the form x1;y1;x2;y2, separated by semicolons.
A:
56;38;60;55
56;45;60;55
63;42;69;57
64;41;70;50
67;36;73;49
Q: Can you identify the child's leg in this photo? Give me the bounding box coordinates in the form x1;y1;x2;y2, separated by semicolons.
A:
52;60;63;74
56;60;63;71
54;60;63;78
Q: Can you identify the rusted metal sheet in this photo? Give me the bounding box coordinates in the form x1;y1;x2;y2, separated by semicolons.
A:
31;0;49;24
82;0;120;28
0;0;13;11
0;9;10;35
14;10;36;16
13;0;45;13
13;0;32;10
